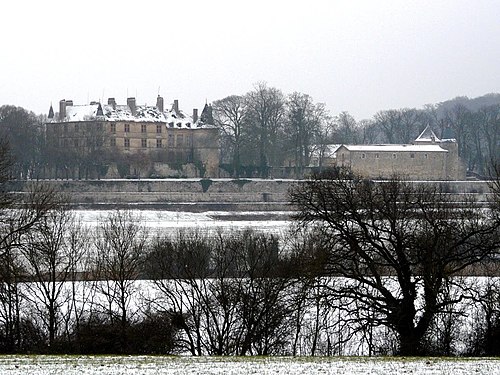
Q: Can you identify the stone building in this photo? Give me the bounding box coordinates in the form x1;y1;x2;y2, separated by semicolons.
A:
319;127;466;180
45;96;219;178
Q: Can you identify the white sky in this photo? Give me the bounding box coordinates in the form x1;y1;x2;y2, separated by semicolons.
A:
1;0;499;120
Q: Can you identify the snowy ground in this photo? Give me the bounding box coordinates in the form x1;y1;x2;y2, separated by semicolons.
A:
73;209;292;235
0;356;498;375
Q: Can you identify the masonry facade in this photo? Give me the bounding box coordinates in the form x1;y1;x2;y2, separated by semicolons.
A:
45;96;220;178
320;127;466;180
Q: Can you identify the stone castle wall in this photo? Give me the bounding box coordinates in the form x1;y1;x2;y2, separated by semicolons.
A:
6;179;494;211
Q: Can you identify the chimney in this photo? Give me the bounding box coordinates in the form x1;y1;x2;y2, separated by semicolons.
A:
66;100;73;107
127;97;136;116
173;99;179;114
156;95;164;112
192;108;198;123
59;99;66;121
108;97;116;110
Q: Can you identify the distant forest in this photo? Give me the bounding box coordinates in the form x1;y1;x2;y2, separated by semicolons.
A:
0;86;499;179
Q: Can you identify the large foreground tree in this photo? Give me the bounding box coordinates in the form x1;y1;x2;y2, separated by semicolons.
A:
290;169;500;355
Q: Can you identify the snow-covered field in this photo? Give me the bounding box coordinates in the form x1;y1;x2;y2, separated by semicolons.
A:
73;209;292;235
0;356;498;375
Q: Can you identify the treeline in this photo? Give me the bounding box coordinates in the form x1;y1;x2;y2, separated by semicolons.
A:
213;88;500;177
1;90;499;180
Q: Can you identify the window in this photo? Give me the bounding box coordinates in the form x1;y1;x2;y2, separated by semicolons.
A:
124;124;130;133
168;134;174;147
110;123;116;133
110;138;116;147
63;124;68;133
361;153;366;159
156;124;162;134
156;139;162;148
375;153;379;159
124;138;130;148
73;139;78;147
424;153;428;159
141;139;147;148
410;153;415;159
141;124;147;133
177;134;184;146
392;153;397;159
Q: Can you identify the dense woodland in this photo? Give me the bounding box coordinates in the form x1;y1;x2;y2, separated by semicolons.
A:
0;87;499;179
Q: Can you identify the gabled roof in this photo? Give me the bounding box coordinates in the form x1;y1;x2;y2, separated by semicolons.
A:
338;144;448;153
414;125;440;143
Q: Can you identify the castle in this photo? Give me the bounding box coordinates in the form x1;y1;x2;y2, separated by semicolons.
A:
318;127;466;180
45;96;220;179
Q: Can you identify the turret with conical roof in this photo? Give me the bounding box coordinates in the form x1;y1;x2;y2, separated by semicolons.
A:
414;125;440;144
200;103;214;125
48;104;54;119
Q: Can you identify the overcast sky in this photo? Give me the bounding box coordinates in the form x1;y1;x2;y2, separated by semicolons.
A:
1;0;499;120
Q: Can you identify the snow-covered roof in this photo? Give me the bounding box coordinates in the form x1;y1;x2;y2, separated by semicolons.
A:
339;144;448;153
57;103;212;129
414;126;441;143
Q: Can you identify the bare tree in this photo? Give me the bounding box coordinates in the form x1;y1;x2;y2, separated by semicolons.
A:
245;82;286;177
94;210;148;351
331;111;360;145
284;92;328;177
146;229;296;356
21;204;80;348
0;142;60;351
290;169;500;355
212;95;248;177
0;106;42;179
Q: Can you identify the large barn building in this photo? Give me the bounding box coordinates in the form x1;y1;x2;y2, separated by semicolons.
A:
319;127;466;180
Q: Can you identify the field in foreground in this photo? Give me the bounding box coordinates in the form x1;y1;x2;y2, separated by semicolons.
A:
0;356;498;375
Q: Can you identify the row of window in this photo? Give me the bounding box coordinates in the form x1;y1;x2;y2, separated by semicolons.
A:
61;123;103;133
56;122;192;136
358;152;429;159
110;135;192;149
110;123;164;134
